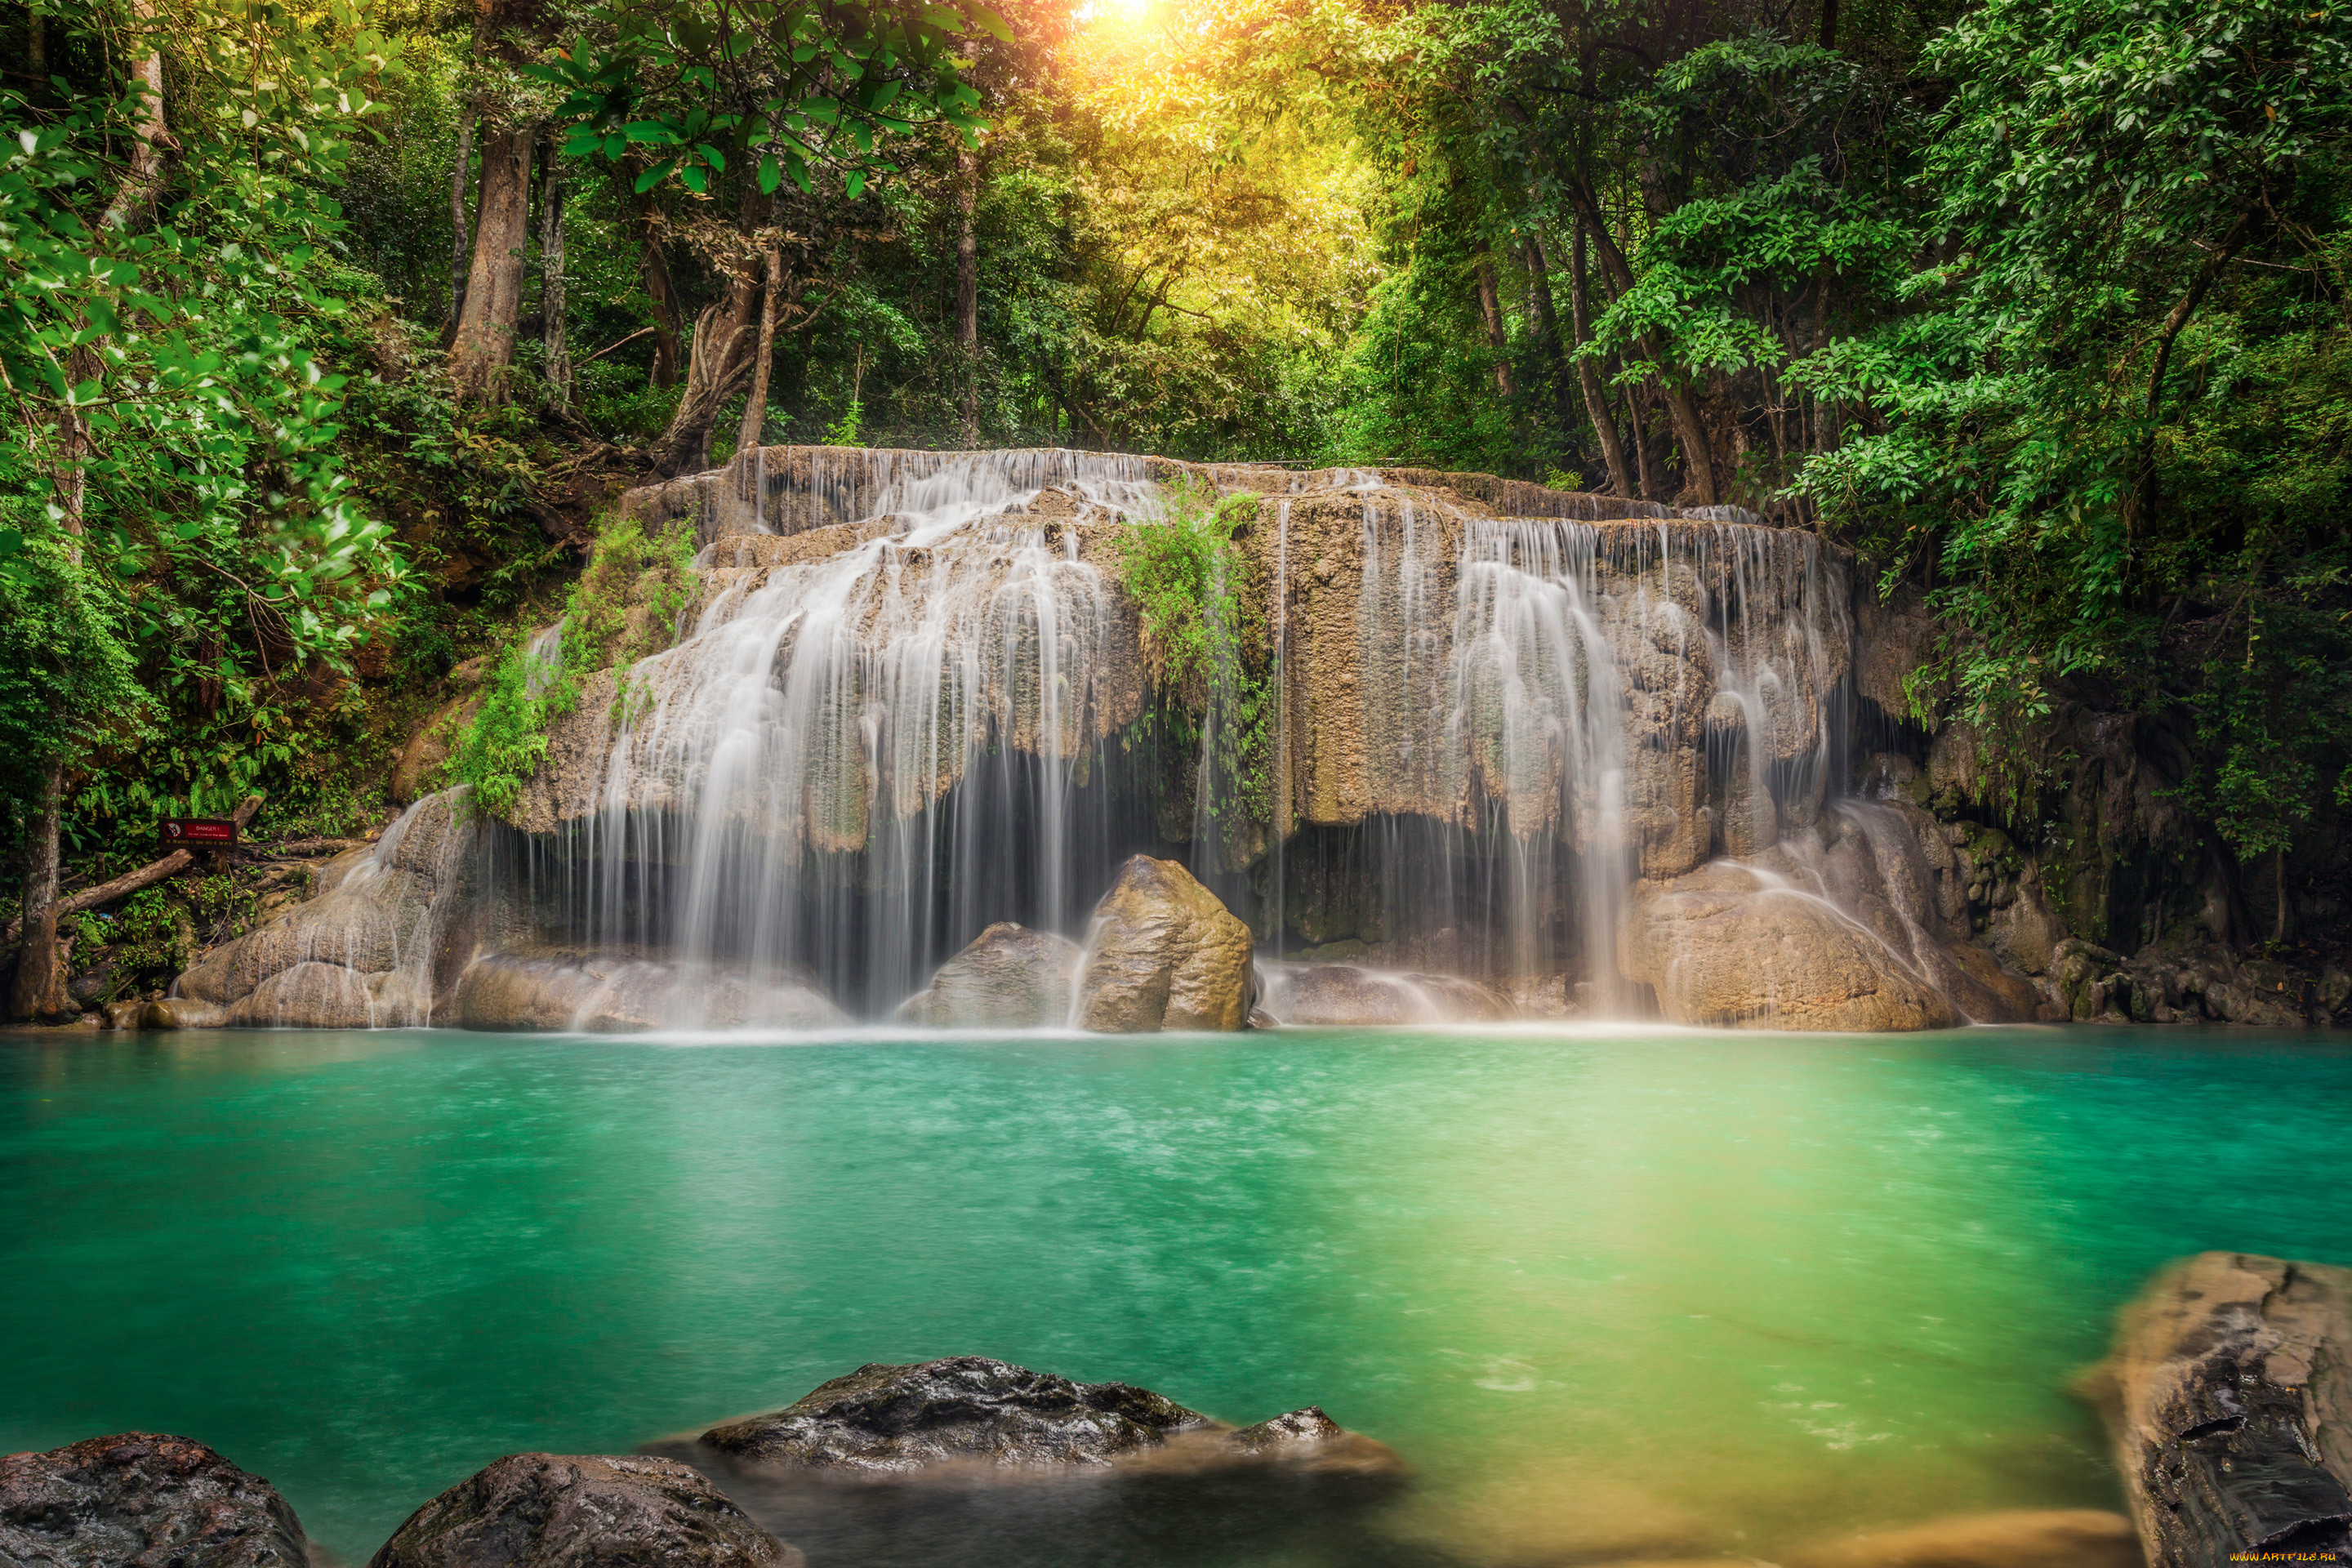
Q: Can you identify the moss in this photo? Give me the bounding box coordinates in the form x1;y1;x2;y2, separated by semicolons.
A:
445;514;700;819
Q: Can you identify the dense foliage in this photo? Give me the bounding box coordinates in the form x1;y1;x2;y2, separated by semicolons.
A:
3;0;2349;973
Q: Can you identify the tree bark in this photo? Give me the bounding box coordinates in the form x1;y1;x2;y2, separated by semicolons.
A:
1475;254;1514;397
445;116;476;336
539;133;570;405
648;277;762;476
1563;222;1635;497
735;244;782;457
1566;176;1717;503
638;209;684;389
956;143;980;448
447;125;535;404
98;0;171;232
1523;234;1588;454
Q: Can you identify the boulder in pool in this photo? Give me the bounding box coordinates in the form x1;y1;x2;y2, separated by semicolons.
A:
1257;962;1512;1025
450;952;846;1031
2081;1250;2352;1566
368;1453;795;1568
0;1432;310;1568
696;1356;1400;1480
894;923;1082;1028
1618;858;1958;1031
1073;857;1254;1031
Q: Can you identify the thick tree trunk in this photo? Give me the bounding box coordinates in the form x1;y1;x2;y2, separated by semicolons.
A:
639;213;684;389
735;245;782;457
1475;255;1514;397
539;135;570;404
8;768;69;1022
956;145;980;448
1562;224;1634;497
648;278;761;476
447;125;535;404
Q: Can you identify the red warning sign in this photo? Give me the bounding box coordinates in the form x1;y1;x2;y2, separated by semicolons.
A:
160;817;239;847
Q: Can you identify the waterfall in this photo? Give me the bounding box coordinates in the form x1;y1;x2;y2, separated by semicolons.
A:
184;446;2045;1032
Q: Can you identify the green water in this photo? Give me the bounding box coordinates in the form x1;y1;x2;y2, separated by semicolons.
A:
5;1024;2350;1566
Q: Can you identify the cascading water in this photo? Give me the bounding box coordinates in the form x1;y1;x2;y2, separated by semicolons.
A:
178;446;2047;1031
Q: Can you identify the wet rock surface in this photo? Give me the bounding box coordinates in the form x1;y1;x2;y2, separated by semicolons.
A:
1255;961;1512;1025
894;923;1082;1028
1074;858;1255;1031
1619;856;1960;1031
452;951;846;1031
164;794;477;1029
697;1357;1212;1473
691;1357;1402;1486
0;1432;310;1568
368;1453;795;1568
2083;1251;2352;1566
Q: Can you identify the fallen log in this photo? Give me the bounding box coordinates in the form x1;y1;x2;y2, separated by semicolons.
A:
2082;1250;2352;1567
4;795;265;950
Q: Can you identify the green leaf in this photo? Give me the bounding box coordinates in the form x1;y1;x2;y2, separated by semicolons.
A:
759;151;782;194
846;169;866;198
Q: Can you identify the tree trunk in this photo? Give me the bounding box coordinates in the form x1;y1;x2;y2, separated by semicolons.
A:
735;245;782;457
539;135;569;404
98;0;170;232
956;144;980;448
1524;234;1588;458
447;125;535;405
638;210;684;389
1475;255;1514;397
1563;223;1634;497
1568;178;1717;504
445;116;476;337
648;276;762;477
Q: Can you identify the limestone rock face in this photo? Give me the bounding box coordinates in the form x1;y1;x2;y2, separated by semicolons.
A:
0;1432;310;1568
2084;1251;2352;1567
894;922;1082;1028
1619;855;1959;1031
1257;962;1512;1026
699;1357;1211;1474
394;693;483;804
169;793;477;1028
451;952;845;1032
368;1454;791;1568
1074;857;1255;1031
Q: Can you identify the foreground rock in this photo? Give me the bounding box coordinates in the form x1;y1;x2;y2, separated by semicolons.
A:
1256;962;1512;1026
2082;1251;2352;1566
370;1453;795;1568
894;923;1082;1027
0;1432;310;1568
696;1356;1399;1480
1073;858;1255;1031
1785;1509;2140;1568
452;952;846;1031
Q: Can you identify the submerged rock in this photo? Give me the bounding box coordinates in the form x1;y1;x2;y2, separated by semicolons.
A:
0;1432;310;1568
694;1356;1400;1481
1256;962;1512;1026
1073;857;1255;1032
451;951;846;1031
700;1357;1208;1473
894;923;1082;1028
368;1453;794;1568
1784;1509;2140;1568
2082;1251;2352;1566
